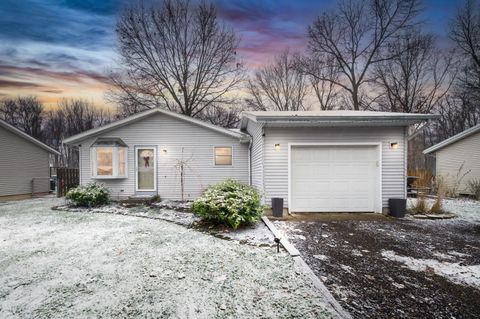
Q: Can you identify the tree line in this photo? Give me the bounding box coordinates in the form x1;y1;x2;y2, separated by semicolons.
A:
0;97;112;167
1;0;479;169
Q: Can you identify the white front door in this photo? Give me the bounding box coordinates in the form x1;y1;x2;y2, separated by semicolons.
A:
135;147;157;192
290;145;380;212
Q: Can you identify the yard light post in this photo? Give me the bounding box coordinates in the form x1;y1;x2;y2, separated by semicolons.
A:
274;237;281;253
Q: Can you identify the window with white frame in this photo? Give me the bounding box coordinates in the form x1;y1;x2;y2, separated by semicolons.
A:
90;138;128;178
214;146;232;166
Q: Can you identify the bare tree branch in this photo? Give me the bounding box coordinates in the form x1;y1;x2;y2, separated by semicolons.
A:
246;49;309;111
108;0;244;119
307;0;421;110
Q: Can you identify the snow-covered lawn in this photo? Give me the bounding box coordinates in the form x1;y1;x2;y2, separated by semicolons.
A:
0;198;334;318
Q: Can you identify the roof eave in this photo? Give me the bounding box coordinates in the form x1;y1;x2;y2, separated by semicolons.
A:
0;120;60;155
64;108;249;144
423;123;480;154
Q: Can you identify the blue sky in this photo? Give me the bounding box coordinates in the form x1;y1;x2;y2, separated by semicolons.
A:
0;0;463;107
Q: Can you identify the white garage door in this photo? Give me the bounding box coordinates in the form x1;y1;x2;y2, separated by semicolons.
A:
290;145;379;212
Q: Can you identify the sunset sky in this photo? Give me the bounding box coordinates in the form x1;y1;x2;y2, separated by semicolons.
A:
0;0;460;109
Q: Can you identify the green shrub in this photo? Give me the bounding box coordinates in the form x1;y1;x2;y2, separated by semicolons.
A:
66;182;110;207
192;179;264;229
468;179;480;200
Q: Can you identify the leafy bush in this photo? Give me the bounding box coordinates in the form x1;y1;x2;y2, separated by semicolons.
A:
66;182;110;207
192;179;264;229
468;179;480;200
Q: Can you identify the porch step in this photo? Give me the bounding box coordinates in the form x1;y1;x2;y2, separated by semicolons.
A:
122;195;156;204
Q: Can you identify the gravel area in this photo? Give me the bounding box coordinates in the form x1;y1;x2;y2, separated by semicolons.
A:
0;198;333;318
274;198;480;319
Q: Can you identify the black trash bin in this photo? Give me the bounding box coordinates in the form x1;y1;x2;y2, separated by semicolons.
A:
272;198;284;217
389;198;406;218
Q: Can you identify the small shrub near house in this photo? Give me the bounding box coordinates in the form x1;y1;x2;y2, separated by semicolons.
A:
192;179;264;229
66;182;110;207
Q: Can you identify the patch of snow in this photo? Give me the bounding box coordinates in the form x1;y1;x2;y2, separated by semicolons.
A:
408;198;480;223
340;264;354;275
351;249;363;257
381;250;480;289
313;255;328;261
447;251;471;258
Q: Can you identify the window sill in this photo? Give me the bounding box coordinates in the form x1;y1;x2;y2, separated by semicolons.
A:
92;176;128;180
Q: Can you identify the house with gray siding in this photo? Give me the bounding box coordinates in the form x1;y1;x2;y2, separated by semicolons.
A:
423;124;480;195
64;108;250;201
0;119;60;200
64;108;435;213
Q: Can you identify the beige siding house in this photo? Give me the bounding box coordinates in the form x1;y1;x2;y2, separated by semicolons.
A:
0;119;60;200
424;124;480;195
65;108;434;213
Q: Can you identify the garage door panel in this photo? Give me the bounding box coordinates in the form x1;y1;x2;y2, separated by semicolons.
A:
291;145;378;212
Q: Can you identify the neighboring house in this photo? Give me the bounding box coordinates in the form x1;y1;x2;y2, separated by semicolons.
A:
64;108;434;213
423;124;480;195
0;119;60;200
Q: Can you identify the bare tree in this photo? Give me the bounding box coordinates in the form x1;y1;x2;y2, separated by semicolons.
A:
44;99;113;167
0;96;44;140
296;55;341;110
197;104;242;128
374;29;453;113
429;93;480;144
307;0;420;110
109;0;243;118
246;50;309;111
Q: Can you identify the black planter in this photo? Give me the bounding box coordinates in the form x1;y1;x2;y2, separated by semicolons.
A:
389;198;406;218
271;198;284;217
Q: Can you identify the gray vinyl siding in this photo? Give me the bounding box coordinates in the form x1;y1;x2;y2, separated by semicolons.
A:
435;131;480;195
0;125;50;196
246;120;264;196
78;112;249;200
262;126;406;209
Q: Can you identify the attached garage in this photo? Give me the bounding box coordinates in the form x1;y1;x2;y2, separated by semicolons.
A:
289;144;381;213
241;111;438;214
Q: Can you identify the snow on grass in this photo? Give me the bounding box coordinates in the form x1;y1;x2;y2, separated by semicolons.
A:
0;198;334;318
408;197;480;223
381;250;480;289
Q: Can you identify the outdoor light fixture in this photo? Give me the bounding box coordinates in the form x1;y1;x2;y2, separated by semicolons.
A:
274;237;281;253
274;143;281;151
162;149;167;153
390;142;399;149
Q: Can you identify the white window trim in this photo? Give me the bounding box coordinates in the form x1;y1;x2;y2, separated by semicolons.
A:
91;146;128;179
213;146;233;166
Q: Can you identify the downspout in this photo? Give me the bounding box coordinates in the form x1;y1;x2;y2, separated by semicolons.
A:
240;123;253;186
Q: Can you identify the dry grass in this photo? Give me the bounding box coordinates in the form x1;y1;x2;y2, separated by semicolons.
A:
467;179;480;200
408;169;434;192
410;195;429;214
430;181;446;214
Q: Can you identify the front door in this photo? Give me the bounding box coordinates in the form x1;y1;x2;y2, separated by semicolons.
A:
135;147;157;193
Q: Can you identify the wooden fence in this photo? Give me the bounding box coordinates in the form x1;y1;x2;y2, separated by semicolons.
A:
57;168;79;197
